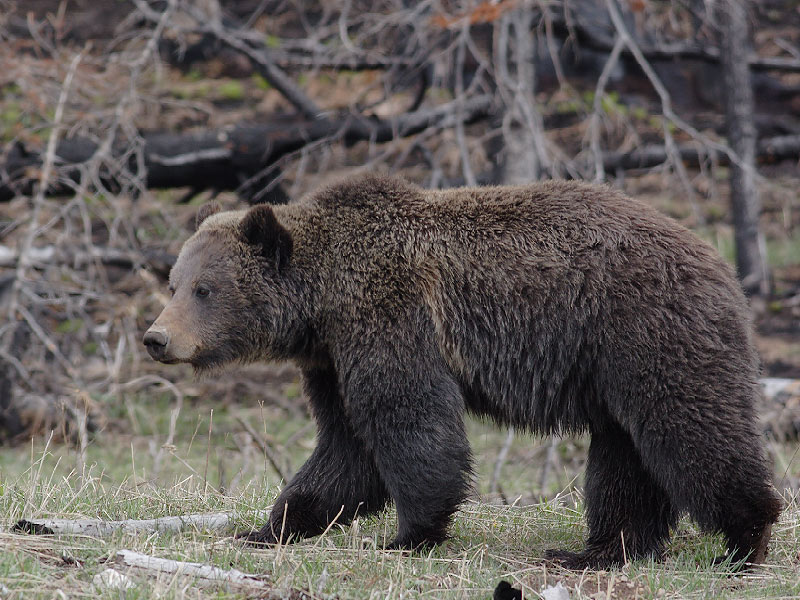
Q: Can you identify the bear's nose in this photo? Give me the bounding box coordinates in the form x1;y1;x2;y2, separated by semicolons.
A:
143;329;169;358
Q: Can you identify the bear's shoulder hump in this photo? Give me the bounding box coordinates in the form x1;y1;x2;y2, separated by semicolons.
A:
312;173;422;210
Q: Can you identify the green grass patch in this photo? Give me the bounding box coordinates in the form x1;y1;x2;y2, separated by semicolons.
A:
251;73;272;91
766;233;800;269
56;319;83;335
217;81;245;101
697;226;800;270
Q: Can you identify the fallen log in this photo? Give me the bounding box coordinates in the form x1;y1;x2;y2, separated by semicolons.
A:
0;96;493;203
5;124;799;205
0;243;174;277
549;7;800;74
601;134;800;172
112;549;274;592
13;510;269;537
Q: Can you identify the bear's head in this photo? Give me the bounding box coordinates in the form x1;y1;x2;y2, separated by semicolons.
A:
143;202;299;372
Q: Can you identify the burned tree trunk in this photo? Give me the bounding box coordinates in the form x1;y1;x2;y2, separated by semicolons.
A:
719;0;768;296
0;98;492;204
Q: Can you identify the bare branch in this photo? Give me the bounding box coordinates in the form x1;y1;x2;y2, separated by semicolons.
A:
490;427;515;497
6;49;85;322
113;550;275;592
589;35;625;182
236;416;290;482
208;26;326;121
455;22;477;187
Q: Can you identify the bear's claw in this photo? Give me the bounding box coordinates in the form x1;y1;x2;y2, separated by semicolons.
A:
235;527;280;546
544;548;624;570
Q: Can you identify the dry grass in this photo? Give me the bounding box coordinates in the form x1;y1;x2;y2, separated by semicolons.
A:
1;397;799;600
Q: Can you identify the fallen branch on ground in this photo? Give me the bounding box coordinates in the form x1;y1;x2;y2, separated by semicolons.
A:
549;8;800;73
0;244;174;277
112;549;274;592
13;510;269;537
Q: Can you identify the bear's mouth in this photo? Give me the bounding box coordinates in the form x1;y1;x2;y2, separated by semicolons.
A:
188;348;216;368
188;343;242;374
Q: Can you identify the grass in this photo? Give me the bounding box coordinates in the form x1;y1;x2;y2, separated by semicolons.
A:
1;395;799;599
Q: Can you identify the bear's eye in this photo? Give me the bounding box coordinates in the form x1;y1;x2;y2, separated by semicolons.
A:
195;285;210;299
168;285;175;297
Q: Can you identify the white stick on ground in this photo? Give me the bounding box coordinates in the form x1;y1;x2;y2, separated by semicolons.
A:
14;510;270;537
113;549;271;590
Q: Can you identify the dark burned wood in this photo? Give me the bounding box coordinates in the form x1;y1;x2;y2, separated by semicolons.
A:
0;97;492;203
4;128;798;204
13;520;55;535
0;244;175;277
0;359;23;443
549;4;800;73
600;134;800;172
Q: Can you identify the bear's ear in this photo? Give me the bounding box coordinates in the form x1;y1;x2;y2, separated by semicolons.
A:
195;201;222;230
239;205;293;272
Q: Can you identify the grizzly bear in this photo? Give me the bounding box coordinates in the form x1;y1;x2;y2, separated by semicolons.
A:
143;174;781;569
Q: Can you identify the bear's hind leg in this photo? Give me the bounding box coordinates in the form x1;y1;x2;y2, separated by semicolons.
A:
715;474;782;567
631;402;782;568
546;423;677;570
687;470;780;567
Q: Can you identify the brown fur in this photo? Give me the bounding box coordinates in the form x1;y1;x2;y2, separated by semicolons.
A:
144;174;782;569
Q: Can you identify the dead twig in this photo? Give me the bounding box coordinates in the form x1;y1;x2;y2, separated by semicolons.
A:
236;416;290;482
112;549;276;592
455;21;477;187
6;49;85;323
538;437;559;493
589;35;625;182
489;427;514;498
113;375;184;479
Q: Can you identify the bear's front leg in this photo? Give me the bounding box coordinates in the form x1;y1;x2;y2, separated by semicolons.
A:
343;351;472;550
238;367;389;545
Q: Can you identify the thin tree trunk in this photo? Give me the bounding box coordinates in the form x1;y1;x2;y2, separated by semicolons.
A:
495;4;548;184
719;0;768;295
504;6;539;184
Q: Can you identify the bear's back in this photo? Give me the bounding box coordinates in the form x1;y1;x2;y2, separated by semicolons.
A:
326;177;750;433
309;175;703;261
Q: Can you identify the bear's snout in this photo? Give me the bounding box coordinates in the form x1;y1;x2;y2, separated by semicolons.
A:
143;328;170;361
